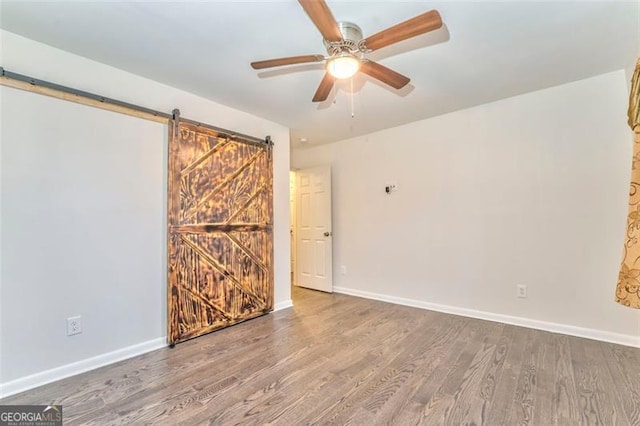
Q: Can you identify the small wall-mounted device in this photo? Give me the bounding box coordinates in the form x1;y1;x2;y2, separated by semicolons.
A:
385;183;397;194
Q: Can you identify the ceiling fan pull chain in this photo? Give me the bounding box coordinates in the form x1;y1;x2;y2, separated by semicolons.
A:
350;78;355;119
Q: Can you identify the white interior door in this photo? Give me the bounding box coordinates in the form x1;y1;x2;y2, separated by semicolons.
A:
295;166;333;293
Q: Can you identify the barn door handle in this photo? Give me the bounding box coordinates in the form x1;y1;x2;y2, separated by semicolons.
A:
324;231;332;237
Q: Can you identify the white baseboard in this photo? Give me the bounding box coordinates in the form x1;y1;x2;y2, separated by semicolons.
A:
334;286;640;348
274;299;294;311
0;337;166;399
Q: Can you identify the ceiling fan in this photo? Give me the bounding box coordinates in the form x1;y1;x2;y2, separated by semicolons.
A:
250;0;443;103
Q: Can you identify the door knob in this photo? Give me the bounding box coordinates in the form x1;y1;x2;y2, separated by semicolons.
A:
324;231;332;237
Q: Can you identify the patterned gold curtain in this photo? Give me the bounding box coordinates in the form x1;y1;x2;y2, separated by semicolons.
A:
616;59;640;309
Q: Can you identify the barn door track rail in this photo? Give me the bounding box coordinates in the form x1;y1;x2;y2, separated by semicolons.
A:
0;67;270;146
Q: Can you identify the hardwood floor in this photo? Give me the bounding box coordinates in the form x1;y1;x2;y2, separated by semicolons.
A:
3;287;639;425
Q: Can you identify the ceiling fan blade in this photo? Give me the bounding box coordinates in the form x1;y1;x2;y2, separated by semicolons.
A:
298;0;343;42
360;61;410;89
362;10;442;52
312;73;335;102
251;54;325;70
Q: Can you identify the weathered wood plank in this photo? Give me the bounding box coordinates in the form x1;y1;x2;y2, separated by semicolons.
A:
551;333;581;425
570;337;630;426
506;329;541;425
171;224;272;233
601;342;640;425
483;325;531;425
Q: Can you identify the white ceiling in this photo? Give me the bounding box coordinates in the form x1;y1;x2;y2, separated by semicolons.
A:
1;1;638;148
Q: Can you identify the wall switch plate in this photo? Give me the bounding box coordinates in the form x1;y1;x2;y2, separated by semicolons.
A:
516;285;528;299
341;265;347;275
67;316;82;336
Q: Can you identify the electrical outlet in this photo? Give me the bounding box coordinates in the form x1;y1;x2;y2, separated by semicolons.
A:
516;285;528;299
67;316;82;336
341;265;347;275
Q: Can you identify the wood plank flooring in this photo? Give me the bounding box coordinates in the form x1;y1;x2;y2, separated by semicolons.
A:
2;287;639;425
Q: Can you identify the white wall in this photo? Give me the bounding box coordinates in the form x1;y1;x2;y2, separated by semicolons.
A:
624;25;639;90
0;30;290;396
293;70;640;346
1;87;167;384
625;61;637;91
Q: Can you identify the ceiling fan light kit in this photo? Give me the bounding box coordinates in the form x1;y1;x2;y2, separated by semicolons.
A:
324;21;364;79
250;0;443;103
326;52;360;79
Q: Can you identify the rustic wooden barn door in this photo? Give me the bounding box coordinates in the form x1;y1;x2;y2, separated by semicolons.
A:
167;112;273;345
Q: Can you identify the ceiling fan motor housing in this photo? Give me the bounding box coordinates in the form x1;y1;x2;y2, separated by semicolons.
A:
324;22;366;56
